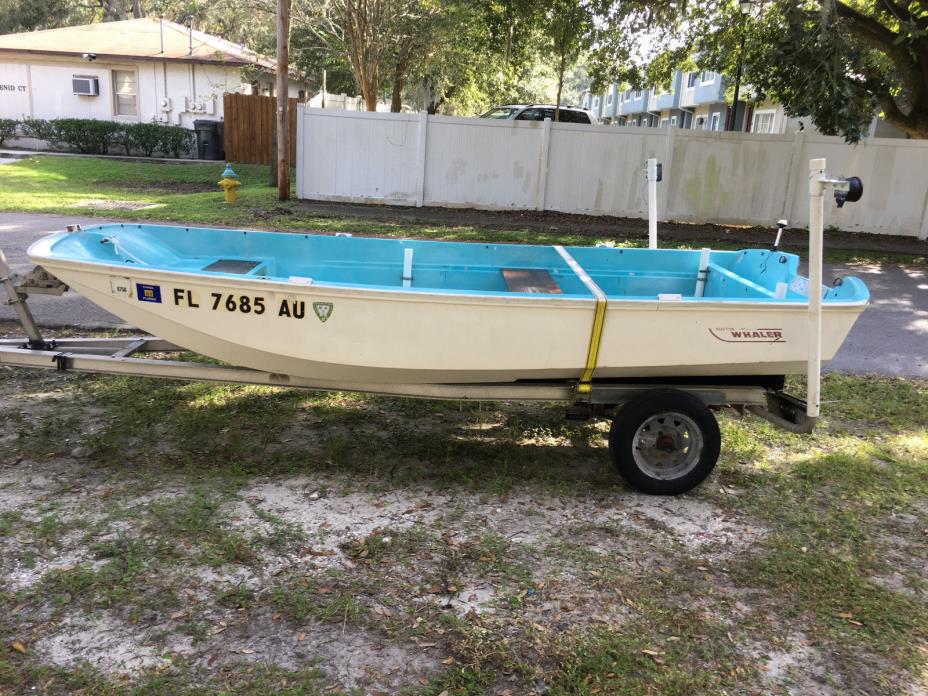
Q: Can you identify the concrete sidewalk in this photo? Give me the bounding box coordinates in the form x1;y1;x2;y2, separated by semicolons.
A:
1;211;925;378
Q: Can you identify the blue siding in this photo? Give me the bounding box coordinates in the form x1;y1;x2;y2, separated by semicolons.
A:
603;85;619;118
619;91;647;114
693;73;725;104
655;72;682;110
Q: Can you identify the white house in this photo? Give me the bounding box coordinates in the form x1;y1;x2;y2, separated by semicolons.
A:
0;18;309;129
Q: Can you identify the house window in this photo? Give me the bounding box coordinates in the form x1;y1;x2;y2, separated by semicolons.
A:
752;110;777;133
670;115;677;126
593;97;600;108
710;112;721;131
687;72;698;88
695;116;705;130
661;118;669;127
700;71;715;85
606;91;613;106
112;70;137;118
634;90;642;98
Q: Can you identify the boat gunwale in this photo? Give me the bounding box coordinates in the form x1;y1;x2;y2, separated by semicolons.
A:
28;228;870;309
30;252;869;313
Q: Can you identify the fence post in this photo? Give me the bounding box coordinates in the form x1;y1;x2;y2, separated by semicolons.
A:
919;196;928;241
781;130;805;222
295;104;304;199
536;118;552;211
660;126;677;219
415;112;428;207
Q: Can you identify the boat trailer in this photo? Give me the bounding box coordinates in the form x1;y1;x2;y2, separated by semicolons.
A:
0;157;860;495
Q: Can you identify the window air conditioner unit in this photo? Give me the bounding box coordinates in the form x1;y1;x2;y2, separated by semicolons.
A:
72;76;100;96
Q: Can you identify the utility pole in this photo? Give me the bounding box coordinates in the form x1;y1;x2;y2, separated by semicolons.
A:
276;0;291;201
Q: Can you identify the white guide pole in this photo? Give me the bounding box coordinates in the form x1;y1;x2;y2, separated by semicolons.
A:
402;247;413;288
646;158;658;249
694;247;710;297
807;158;826;419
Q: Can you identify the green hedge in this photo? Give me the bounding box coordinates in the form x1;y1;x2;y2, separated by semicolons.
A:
0;119;18;147
7;118;195;158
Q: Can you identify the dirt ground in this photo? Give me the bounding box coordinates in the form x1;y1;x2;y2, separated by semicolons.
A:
1;322;926;695
292;200;928;257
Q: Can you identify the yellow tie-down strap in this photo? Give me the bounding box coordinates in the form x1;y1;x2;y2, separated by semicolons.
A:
553;246;608;394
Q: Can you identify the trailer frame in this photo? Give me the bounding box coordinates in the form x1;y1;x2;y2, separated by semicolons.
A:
5;162;857;493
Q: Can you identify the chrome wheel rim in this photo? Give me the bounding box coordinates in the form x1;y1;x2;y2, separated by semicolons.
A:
631;411;704;480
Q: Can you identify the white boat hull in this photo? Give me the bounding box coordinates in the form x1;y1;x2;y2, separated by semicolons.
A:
36;260;866;384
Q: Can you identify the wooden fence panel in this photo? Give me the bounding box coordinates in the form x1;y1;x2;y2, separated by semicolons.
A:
223;93;298;165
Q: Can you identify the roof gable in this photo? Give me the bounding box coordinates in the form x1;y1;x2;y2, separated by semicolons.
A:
0;18;284;72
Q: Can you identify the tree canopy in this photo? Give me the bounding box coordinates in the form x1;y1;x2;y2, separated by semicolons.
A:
589;0;928;140
0;0;589;114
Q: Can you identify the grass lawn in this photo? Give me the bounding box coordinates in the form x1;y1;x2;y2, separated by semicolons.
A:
0;329;926;694
0;155;924;266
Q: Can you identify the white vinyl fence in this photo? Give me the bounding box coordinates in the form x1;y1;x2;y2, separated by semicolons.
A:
296;106;928;239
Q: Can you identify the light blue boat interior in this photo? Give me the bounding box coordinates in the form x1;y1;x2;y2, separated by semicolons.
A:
38;223;869;303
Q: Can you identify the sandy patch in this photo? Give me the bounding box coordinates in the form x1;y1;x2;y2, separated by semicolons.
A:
35;614;173;675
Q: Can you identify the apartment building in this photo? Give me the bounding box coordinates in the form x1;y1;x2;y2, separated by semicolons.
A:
580;69;902;136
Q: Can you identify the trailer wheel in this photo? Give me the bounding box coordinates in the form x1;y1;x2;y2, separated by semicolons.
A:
609;389;721;495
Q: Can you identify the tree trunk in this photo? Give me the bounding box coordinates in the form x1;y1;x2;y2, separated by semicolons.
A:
875;91;928;138
98;0;127;20
554;55;565;122
131;0;143;19
427;85;457;115
390;80;403;112
363;83;378;111
390;58;408;113
880;109;928;138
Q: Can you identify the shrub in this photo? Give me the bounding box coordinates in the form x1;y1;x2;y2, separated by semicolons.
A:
109;123;133;156
129;122;168;157
0;118;17;146
20;118;61;147
50;118;124;155
157;125;194;159
12;117;194;158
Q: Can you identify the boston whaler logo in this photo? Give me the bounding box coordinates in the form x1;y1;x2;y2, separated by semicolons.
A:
710;327;785;343
313;302;334;323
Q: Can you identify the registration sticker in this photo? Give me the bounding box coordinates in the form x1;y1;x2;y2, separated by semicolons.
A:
110;277;132;297
136;283;162;303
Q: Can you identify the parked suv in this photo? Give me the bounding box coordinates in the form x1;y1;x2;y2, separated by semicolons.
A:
480;104;596;124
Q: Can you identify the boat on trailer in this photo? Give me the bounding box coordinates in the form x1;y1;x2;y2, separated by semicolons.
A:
25;223;867;386
0;158;866;495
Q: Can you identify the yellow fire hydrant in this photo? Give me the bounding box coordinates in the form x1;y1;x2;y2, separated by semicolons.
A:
218;163;241;204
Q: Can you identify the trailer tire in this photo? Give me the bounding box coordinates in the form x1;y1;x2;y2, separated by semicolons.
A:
609;389;721;495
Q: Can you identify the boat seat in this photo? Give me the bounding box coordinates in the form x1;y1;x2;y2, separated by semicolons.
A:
203;259;261;274
705;263;777;298
502;269;563;294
